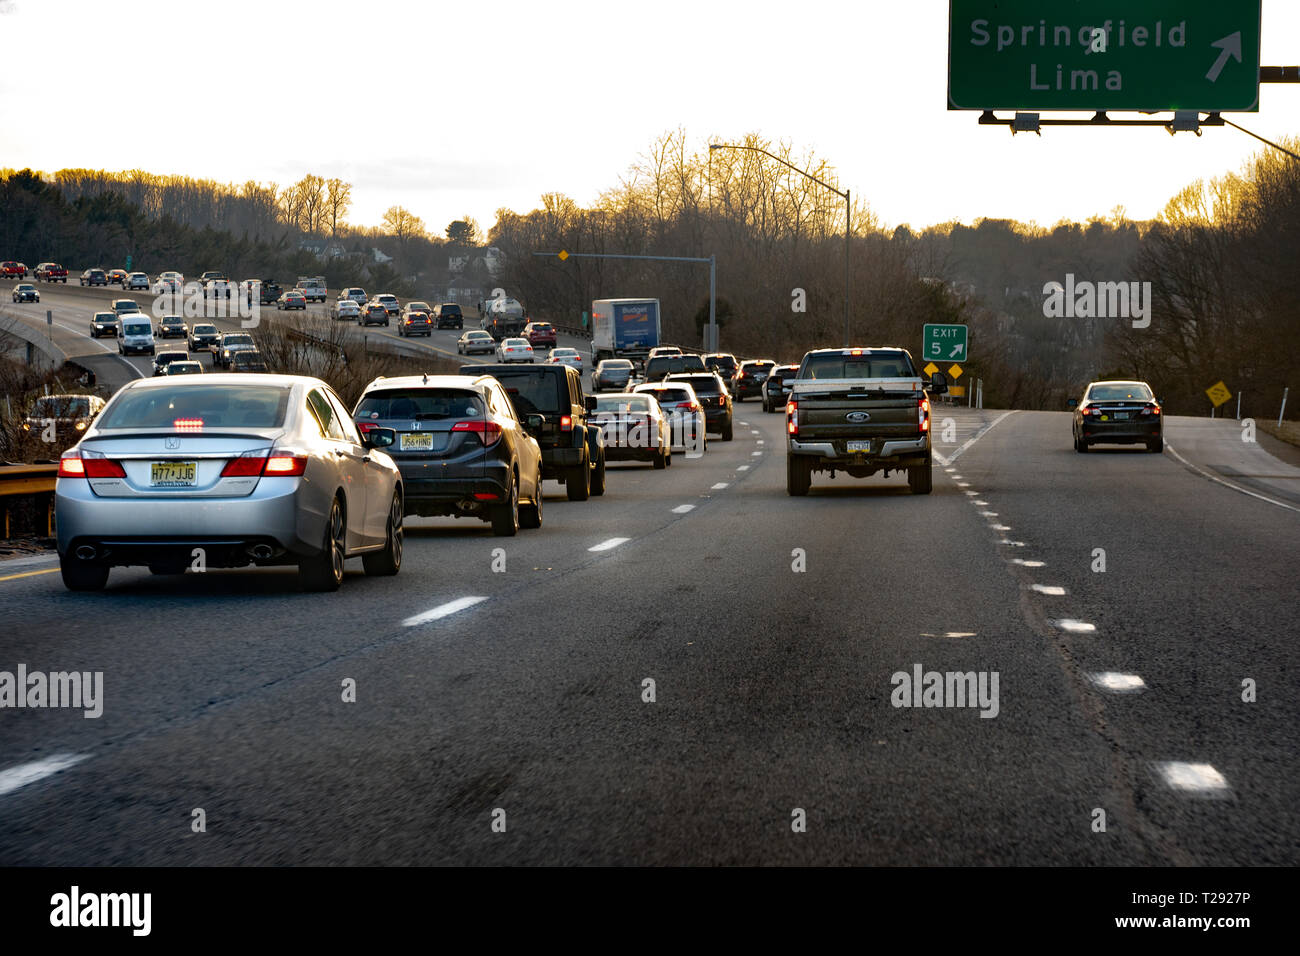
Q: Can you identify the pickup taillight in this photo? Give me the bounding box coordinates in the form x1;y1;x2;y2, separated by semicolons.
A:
919;396;930;432
787;400;798;436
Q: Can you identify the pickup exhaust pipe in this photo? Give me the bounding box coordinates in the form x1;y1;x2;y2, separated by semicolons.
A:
248;544;274;560
75;545;97;560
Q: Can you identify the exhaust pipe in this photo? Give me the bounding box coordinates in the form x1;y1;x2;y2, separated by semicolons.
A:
75;545;97;560
248;544;274;560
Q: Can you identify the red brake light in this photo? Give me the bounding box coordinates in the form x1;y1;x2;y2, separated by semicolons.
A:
919;396;930;432
58;456;86;477
472;492;499;501
356;421;376;435
59;456;125;478
787;400;799;436
452;419;503;446
559;415;573;431
173;417;204;430
264;454;307;476
221;455;265;477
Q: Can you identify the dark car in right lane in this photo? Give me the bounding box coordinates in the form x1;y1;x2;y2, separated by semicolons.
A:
592;358;635;392
352;373;544;535
1070;380;1163;453
665;371;733;441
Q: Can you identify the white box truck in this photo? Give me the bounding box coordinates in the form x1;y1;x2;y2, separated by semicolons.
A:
591;298;660;367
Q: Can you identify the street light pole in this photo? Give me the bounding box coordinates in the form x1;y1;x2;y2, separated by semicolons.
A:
709;143;853;346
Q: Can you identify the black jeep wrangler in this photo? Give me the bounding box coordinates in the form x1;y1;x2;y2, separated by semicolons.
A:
462;363;606;500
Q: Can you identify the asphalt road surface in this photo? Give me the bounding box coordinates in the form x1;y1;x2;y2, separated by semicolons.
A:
0;390;1296;864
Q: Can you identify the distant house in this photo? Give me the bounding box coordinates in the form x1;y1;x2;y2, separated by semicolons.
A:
483;247;503;275
447;284;482;304
448;254;469;273
372;247;394;265
298;239;347;259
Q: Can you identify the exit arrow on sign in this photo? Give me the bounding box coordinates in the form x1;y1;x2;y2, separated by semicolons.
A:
1206;32;1241;82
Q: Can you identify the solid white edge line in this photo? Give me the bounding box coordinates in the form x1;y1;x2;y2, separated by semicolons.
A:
1164;440;1300;515
402;595;488;627
0;753;88;797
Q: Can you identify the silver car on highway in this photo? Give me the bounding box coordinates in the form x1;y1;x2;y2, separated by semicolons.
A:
55;374;404;592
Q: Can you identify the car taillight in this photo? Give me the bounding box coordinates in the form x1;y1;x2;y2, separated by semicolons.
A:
1140;403;1161;416
717;396;726;406
559;415;573;431
356;421;376;435
173;417;204;430
918;396;930;432
1083;407;1101;417
264;454;307;476
220;453;266;477
452;420;503;446
58;456;126;478
787;400;799;436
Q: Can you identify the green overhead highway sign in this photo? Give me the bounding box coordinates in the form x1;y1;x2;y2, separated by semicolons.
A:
923;324;968;363
948;1;1261;112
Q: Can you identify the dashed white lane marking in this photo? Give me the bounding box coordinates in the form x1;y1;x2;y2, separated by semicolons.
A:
750;430;760;435
0;754;88;797
711;483;729;490
403;596;488;627
1030;584;1066;595
951;474;963;480
737;421;748;426
751;451;762;457
1089;672;1146;693
964;490;979;496
1164;440;1300;515
671;505;695;514
1158;762;1230;793
991;524;1011;531
979;511;998;517
957;482;970;488
589;537;632;550
755;440;764;445
973;499;989;505
1012;558;1046;567
1052;619;1096;633
998;539;1026;547
737;465;750;471
932;411;1017;466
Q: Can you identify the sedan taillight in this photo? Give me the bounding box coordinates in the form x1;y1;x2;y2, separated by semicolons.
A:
59;456;126;478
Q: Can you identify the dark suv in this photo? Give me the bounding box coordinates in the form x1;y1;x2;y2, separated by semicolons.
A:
732;359;776;401
434;303;464;329
703;353;738;386
462;363;606;501
353;374;544;535
665;372;734;440
643;354;707;382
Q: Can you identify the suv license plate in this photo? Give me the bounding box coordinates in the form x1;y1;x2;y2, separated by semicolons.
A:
401;433;433;451
846;440;872;452
151;461;197;486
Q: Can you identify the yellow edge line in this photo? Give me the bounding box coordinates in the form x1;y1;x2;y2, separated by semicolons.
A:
0;567;58;583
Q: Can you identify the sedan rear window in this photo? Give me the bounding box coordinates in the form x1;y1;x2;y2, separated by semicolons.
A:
355;388;484;421
640;388;691;405
595;396;651;412
98;385;291;429
668;374;724;395
1087;384;1153;401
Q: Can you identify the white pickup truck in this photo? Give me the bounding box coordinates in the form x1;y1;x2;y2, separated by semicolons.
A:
785;347;948;496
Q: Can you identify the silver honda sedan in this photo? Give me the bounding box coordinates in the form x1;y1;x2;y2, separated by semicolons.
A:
55;374;403;592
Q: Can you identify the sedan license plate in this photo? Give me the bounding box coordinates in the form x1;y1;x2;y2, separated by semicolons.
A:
1112;412;1129;420
846;440;872;452
400;432;433;451
151;461;197;486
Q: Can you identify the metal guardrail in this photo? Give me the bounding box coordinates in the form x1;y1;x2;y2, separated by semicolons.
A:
0;463;57;538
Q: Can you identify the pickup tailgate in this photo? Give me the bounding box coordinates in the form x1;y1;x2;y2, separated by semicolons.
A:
791;378;923;443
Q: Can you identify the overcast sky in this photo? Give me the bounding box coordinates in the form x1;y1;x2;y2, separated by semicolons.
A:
1;0;1294;235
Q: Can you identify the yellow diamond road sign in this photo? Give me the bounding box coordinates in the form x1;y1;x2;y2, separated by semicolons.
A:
948;364;963;380
1206;381;1232;407
557;250;569;261
923;362;939;377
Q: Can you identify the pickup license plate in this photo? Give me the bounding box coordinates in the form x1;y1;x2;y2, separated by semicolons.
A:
846;440;872;452
401;433;433;451
1112;412;1129;420
151;461;197;486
